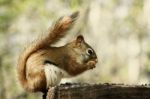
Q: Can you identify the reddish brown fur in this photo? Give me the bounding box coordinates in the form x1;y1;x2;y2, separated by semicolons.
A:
17;11;97;93
17;12;79;92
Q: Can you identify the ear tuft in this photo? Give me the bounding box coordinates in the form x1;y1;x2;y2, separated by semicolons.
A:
76;35;84;46
76;35;84;43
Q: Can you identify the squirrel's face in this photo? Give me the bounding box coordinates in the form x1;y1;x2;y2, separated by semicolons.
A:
69;35;98;68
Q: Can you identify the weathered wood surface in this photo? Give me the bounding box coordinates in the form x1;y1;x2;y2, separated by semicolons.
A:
46;83;150;99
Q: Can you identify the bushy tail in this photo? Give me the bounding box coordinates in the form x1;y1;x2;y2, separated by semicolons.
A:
17;12;79;91
45;11;79;45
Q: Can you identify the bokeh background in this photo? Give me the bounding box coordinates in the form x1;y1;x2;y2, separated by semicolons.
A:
1;0;150;99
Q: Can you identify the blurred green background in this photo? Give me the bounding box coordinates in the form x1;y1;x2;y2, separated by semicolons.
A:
1;0;150;99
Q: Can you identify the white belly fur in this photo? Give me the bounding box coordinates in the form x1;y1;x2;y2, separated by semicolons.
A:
44;64;70;88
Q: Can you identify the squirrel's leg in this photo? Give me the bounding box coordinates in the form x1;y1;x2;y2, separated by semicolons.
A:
42;89;48;99
46;87;56;99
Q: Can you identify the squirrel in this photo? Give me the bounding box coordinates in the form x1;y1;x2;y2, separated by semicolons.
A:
17;11;98;96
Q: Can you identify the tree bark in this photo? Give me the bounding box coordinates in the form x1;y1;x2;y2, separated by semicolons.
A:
46;83;150;99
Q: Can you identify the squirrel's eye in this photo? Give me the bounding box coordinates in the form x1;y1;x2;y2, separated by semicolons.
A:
86;48;93;55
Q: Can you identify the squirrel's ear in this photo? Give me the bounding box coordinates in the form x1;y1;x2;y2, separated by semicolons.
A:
76;35;84;46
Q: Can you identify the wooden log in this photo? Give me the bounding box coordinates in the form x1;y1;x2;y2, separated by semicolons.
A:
46;83;150;99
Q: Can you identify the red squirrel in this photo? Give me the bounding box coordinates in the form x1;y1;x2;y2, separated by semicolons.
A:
17;12;98;96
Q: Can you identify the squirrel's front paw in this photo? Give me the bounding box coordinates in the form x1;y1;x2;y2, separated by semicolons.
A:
87;61;96;69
